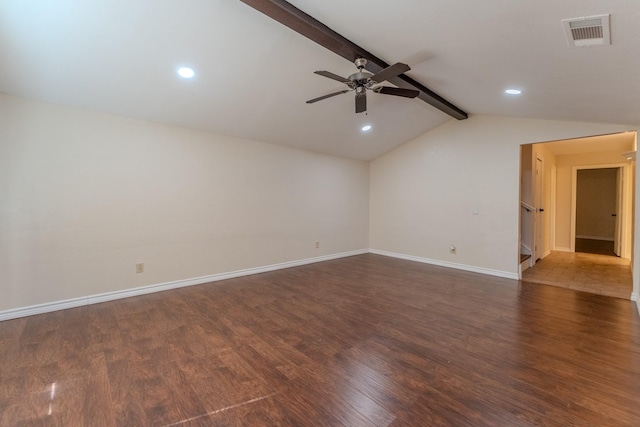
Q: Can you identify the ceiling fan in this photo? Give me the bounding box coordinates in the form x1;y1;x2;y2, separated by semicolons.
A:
306;58;420;114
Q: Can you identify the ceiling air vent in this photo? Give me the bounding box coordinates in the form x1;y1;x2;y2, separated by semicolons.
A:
562;14;610;48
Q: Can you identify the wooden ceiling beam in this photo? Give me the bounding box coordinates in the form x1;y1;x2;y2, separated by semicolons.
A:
239;0;468;120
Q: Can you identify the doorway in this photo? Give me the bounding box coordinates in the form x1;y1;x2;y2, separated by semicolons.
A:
518;131;636;300
570;163;630;258
574;167;620;257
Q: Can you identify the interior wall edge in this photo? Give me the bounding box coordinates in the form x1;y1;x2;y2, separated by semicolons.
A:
370;248;519;280
0;249;368;322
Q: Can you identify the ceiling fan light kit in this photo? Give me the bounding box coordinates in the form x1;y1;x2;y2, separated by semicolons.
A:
306;58;420;113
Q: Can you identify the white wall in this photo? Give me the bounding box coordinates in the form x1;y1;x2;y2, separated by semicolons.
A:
370;115;636;277
520;145;533;206
0;94;370;312
519;144;533;257
3;96;638;315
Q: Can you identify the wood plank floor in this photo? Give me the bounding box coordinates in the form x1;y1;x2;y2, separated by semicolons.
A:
1;254;639;426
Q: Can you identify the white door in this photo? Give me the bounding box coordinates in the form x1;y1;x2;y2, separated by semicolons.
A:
614;167;623;256
534;157;544;261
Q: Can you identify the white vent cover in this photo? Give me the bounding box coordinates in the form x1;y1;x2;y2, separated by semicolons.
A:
562;14;610;48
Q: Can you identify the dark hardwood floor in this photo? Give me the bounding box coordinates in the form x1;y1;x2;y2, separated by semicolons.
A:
1;254;639;426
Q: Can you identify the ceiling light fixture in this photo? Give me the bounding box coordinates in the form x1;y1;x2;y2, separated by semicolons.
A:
362;125;372;131
505;89;522;95
177;67;195;78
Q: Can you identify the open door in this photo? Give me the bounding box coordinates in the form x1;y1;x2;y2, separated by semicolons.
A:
614;167;623;256
534;157;544;261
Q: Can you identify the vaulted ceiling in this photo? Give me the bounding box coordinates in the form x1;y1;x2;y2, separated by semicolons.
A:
1;0;639;160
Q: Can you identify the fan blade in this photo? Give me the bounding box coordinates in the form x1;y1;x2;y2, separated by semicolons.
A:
355;93;367;113
306;90;349;104
314;70;351;84
370;62;410;84
374;86;420;98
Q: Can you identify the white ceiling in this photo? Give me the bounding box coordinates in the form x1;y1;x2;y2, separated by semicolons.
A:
1;0;639;161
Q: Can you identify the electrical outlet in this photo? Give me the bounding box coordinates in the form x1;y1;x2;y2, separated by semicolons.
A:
136;262;144;273
315;241;320;249
450;245;456;255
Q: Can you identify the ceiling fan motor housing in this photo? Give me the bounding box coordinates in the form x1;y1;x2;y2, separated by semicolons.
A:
349;71;373;87
350;58;374;88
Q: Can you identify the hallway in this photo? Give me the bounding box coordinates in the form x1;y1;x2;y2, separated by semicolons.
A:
521;251;632;300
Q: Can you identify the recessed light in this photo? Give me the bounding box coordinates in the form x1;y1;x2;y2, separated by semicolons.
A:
177;67;195;78
505;89;522;95
362;125;372;131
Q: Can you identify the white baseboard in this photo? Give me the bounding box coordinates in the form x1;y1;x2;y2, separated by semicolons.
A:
554;247;572;252
369;249;519;280
0;249;368;322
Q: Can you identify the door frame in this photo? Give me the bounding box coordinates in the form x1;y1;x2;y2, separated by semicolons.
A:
550;165;557;252
615;167;623;256
570;163;629;256
534;156;544;262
